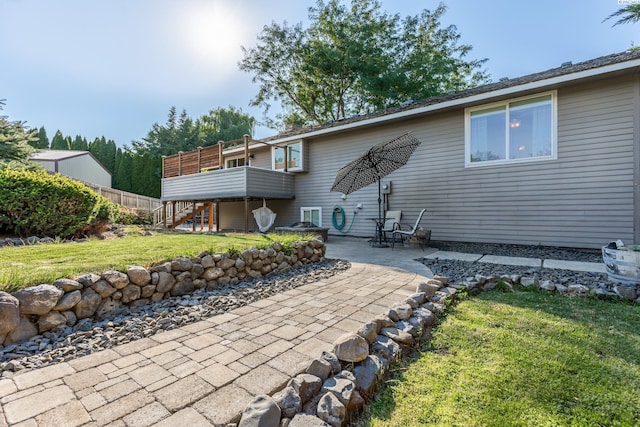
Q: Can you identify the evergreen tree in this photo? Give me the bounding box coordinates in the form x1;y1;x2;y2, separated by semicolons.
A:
70;135;88;150
30;127;49;149
0;100;38;169
115;151;132;192
50;131;69;150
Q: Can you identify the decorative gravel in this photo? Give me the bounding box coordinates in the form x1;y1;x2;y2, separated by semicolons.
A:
429;240;602;263
422;241;609;287
0;259;350;374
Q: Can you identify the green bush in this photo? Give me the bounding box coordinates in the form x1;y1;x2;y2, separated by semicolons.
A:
0;169;116;238
115;207;152;225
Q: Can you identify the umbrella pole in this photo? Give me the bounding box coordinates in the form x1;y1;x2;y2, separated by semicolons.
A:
372;179;389;248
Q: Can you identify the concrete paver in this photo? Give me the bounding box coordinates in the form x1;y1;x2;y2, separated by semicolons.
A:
543;259;605;273
0;237;606;426
479;254;542;267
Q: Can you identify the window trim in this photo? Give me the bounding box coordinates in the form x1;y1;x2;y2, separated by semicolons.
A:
300;207;322;227
464;91;557;168
225;157;246;169
272;141;304;172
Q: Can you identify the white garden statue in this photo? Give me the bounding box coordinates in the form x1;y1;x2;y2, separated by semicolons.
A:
252;199;277;233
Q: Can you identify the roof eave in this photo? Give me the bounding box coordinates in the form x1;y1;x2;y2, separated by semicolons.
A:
265;57;640;145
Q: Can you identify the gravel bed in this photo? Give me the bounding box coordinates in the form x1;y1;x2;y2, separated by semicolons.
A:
0;259;350;375
430;240;602;263
423;241;609;287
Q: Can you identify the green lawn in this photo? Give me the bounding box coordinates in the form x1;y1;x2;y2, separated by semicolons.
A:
360;289;640;427
0;231;305;292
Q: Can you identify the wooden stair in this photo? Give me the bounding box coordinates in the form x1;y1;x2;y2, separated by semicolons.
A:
153;202;215;230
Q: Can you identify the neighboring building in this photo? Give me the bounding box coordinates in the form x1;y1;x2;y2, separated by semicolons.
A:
29;150;112;188
161;50;640;249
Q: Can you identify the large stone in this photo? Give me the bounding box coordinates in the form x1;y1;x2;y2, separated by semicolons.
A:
201;267;224;281
413;307;436;327
52;278;83;292
416;281;441;296
127;266;151;286
272;386;302;418
201;255;215;268
141;284;156;298
53;290;82;311
38;311;67;332
75;273;101;288
387;303;412;321
0;292;20;335
171;257;193;271
371;335;401;364
102;270;129;289
321;351;341;375
121;284;141;303
306;358;332;380
540;280;557;292
5;315;38;344
289;414;330;427
615;285;638;301
218;257;236;270
356;321;378;344
370;314;395;331
13;284;63;315
91;280;117;298
96;298;124;319
171;280;195;296
381;327;414;345
288;374;322;403
321;376;354;406
62;310;77;326
316;392;346;427
353;355;384;394
74;288;103;319
333;333;369;363
238;394;281;427
404;292;426;308
155;271;176;293
395;320;420;338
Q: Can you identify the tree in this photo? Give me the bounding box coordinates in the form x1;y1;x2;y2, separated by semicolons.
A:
239;0;489;128
603;5;640;26
50;130;69;150
0;100;38;169
30;127;49;149
70;135;88;151
133;106;255;156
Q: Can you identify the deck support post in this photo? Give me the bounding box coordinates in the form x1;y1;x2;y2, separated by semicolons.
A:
283;145;288;172
192;202;197;232
162;202;167;229
171;201;176;229
244;198;249;233
218;141;224;169
216;202;220;232
244;134;249;165
208;202;214;232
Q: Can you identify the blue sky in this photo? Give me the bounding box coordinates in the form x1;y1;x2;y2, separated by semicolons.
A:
0;0;636;147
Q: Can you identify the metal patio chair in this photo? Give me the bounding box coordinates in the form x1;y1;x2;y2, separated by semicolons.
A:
391;208;427;249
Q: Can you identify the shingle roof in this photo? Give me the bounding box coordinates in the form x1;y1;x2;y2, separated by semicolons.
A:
260;49;640;143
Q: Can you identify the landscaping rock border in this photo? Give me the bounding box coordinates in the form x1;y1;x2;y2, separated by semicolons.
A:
235;268;638;427
0;239;326;348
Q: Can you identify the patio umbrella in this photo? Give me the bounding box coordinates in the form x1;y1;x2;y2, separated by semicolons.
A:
330;132;421;247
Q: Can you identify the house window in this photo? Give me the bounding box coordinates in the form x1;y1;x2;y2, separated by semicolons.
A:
273;141;303;171
465;92;556;167
226;157;246;168
300;207;321;227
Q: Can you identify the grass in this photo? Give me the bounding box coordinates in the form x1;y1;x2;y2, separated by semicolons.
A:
0;230;308;292
359;288;640;427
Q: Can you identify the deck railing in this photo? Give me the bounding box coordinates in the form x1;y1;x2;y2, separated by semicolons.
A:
162;135;254;179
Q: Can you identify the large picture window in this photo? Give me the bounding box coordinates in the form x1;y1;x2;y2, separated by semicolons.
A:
465;92;556;167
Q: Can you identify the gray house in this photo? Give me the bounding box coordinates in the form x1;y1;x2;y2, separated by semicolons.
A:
161;50;640;249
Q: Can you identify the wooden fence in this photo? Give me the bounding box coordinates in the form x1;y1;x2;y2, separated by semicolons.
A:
83;182;162;212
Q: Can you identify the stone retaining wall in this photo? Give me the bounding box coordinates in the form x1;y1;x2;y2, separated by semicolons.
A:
0;239;326;346
234;271;625;427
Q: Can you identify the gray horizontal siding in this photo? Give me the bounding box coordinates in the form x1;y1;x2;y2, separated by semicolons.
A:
287;74;636;248
162;167;294;201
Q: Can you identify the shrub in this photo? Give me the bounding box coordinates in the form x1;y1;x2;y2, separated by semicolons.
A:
0;169;116;238
115;207;152;225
